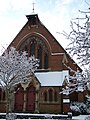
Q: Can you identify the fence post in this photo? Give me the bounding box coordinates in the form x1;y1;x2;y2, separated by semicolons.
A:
68;112;72;120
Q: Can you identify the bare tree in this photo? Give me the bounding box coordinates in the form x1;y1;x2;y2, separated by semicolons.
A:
64;9;90;66
0;47;39;119
61;9;90;95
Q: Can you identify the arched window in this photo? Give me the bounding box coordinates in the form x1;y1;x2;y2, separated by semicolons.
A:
44;91;47;101
44;53;48;69
19;36;49;70
0;89;2;101
2;91;5;101
54;91;57;102
37;46;42;69
30;41;35;56
49;89;53;102
25;45;28;52
25;45;28;57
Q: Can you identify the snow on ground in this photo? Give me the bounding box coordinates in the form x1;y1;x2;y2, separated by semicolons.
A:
19;115;89;120
72;115;90;120
0;114;90;120
0;116;89;120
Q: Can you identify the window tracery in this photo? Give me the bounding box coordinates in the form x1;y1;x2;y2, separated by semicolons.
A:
30;41;36;56
54;91;57;102
37;46;42;69
44;91;47;101
44;53;48;69
19;36;49;69
49;89;53;102
24;45;28;57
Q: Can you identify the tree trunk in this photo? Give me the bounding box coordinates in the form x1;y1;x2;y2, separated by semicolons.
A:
6;87;16;120
6;87;9;115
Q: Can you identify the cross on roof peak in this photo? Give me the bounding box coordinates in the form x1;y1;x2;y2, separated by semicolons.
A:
32;0;35;13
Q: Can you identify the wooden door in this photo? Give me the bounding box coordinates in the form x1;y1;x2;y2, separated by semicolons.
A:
14;86;24;111
26;86;35;112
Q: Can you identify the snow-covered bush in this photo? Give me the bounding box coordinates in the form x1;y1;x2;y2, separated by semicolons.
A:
70;104;81;116
6;113;17;120
85;116;90;120
85;95;90;114
70;102;87;115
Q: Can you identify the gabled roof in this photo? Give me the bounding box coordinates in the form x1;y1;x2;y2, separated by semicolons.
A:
35;70;69;86
7;13;82;72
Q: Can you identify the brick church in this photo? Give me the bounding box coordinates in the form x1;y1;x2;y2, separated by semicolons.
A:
0;13;86;113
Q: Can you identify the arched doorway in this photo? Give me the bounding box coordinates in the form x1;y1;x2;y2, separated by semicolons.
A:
26;85;35;112
14;85;24;111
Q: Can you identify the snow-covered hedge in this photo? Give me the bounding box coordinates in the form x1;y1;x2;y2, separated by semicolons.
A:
85;116;90;120
70;102;87;115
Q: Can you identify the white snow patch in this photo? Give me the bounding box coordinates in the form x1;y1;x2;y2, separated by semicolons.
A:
63;99;70;103
73;115;90;120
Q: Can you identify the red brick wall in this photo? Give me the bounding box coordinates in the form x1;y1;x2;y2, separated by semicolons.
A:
39;86;62;113
39;103;61;113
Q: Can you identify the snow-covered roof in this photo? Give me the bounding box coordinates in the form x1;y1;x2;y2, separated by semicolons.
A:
35;70;69;86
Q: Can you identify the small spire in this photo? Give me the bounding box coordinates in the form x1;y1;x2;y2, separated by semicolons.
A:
32;0;35;13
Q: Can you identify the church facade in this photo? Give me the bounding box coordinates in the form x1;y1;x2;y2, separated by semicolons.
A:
0;14;86;113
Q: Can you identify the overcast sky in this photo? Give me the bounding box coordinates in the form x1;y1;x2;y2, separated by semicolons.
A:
0;0;89;54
